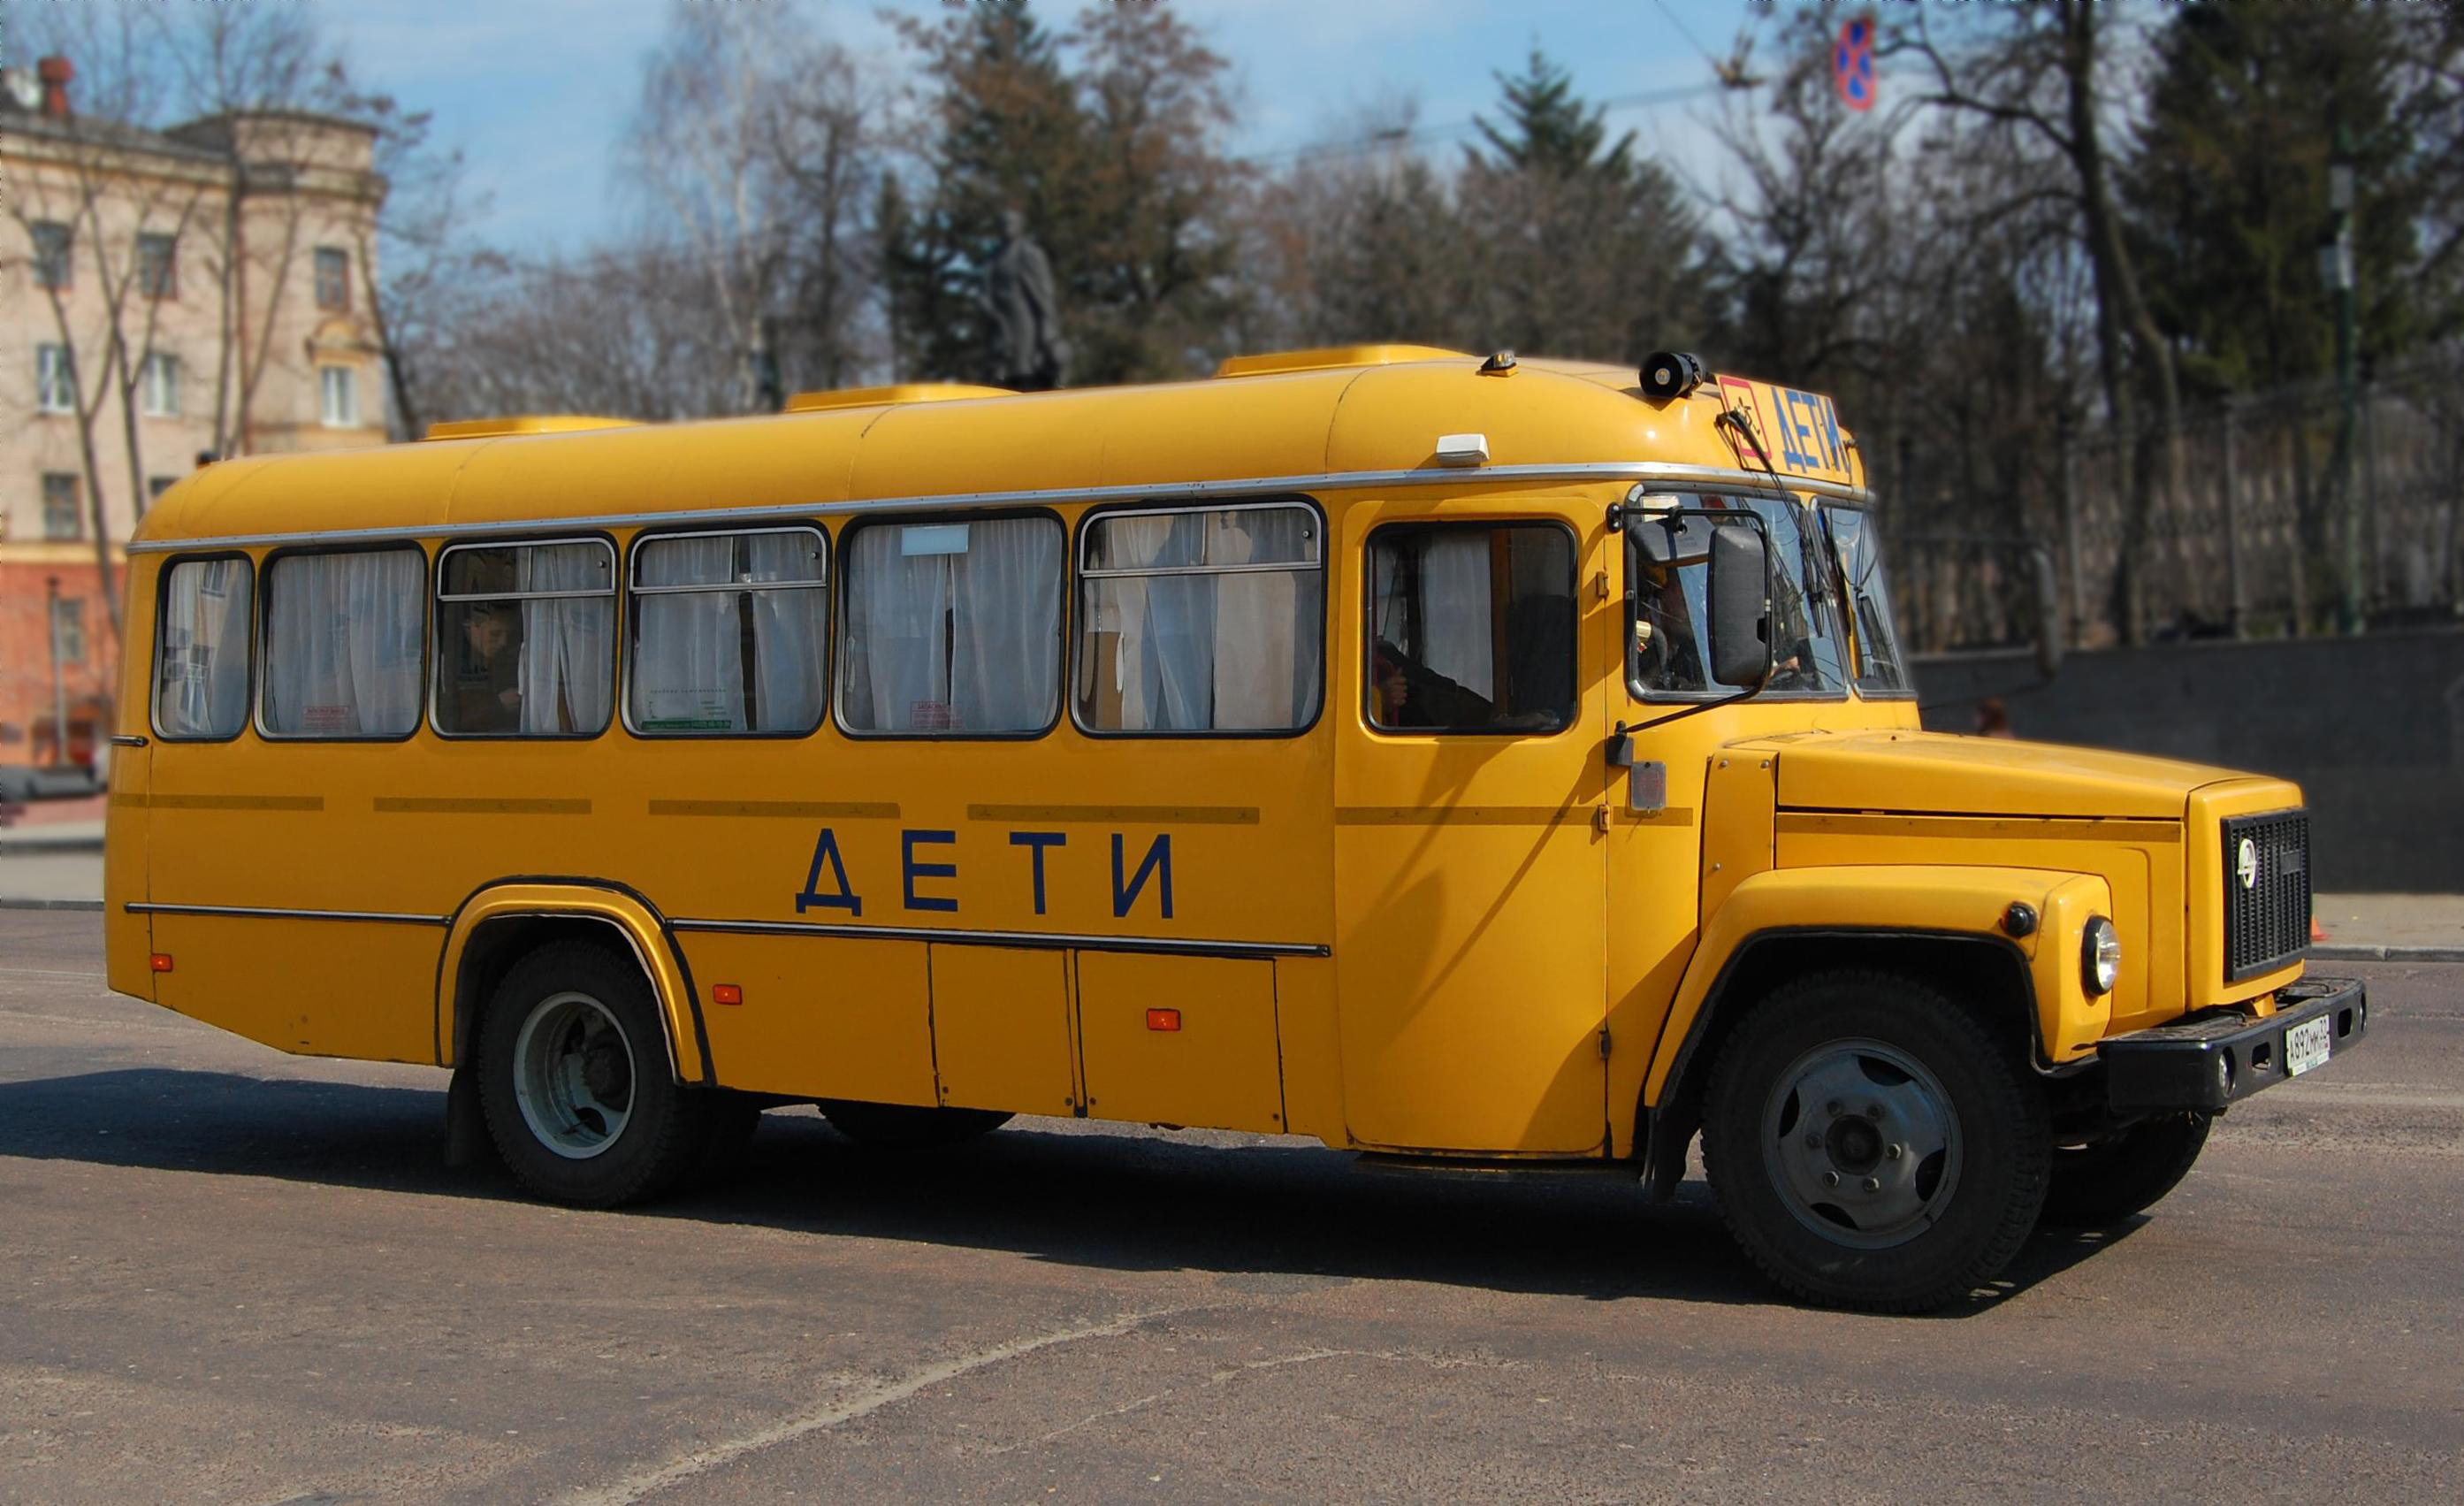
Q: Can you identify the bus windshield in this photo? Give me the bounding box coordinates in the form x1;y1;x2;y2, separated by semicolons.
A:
1820;506;1912;697
1631;493;1848;698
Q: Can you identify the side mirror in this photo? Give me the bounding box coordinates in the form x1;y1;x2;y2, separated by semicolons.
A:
1708;523;1774;690
2031;546;2064;681
1628;511;1713;568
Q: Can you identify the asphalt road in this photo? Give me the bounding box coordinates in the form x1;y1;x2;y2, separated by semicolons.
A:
3;911;2459;1503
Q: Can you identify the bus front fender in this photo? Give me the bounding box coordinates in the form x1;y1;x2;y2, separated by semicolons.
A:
434;881;713;1086
1635;864;2115;1157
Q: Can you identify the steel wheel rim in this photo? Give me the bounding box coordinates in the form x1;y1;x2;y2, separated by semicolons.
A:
512;990;635;1160
1758;1036;1963;1250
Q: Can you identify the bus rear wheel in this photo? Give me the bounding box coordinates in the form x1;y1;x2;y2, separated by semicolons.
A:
819;1100;1011;1150
477;941;713;1207
1701;970;2050;1311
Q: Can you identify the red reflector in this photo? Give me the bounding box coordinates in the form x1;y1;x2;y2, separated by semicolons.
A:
149;953;174;973
712;983;744;1006
1147;1007;1180;1032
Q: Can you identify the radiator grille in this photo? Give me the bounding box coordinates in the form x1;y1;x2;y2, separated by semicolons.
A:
2223;809;2310;982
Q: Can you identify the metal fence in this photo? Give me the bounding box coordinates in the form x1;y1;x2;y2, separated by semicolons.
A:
1894;355;2464;654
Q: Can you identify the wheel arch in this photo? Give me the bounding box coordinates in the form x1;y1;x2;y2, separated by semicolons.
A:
435;878;713;1086
1641;929;2040;1190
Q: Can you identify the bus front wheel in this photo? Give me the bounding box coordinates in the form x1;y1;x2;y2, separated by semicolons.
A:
477;940;713;1207
1701;970;2050;1311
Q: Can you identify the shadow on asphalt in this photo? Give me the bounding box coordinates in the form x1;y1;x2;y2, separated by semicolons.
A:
0;1067;2128;1313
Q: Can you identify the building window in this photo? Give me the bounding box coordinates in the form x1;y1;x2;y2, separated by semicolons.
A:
156;557;254;741
30;220;72;290
140;352;181;417
839;516;1063;736
435;539;616;737
42;473;82;541
629;528;829;736
138;232;178;298
314;246;350;310
1366;522;1577;735
1075;502;1324;734
149;475;178;503
35;344;75;413
50;597;86;666
263;547;426;738
319;364;358;427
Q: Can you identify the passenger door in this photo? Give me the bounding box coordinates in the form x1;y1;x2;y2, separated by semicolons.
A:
1331;501;1613;1155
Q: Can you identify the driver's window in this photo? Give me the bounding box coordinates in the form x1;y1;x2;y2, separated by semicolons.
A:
1365;522;1575;734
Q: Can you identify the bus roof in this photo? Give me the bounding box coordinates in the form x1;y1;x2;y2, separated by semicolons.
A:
133;349;1866;553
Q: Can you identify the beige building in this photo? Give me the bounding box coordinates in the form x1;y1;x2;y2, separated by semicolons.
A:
0;56;388;771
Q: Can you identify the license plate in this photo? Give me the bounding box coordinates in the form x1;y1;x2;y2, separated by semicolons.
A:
2284;1015;2333;1077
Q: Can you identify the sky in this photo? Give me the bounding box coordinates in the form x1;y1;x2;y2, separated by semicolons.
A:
324;0;1759;256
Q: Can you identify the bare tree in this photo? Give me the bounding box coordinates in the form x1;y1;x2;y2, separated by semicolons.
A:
1902;2;2188;642
622;0;880;410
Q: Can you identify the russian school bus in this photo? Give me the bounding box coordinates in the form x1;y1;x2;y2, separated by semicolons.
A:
104;344;2368;1311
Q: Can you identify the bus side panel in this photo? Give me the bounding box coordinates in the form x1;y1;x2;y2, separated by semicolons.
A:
685;932;936;1104
1077;952;1283;1134
149;913;438;1064
1270;957;1344;1141
929;944;1078;1116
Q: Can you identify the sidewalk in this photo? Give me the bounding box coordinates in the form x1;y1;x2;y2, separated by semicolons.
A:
2;829;2458;959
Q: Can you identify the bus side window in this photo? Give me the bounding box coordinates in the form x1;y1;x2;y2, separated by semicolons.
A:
260;547;426;738
433;539;616;738
154;556;254;741
838;515;1062;736
629;527;828;737
1365;522;1575;735
1075;502;1323;734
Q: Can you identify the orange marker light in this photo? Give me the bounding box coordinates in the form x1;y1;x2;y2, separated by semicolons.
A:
149;953;174;973
712;983;744;1006
1147;1007;1180;1032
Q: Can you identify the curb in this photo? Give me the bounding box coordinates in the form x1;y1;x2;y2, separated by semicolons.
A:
0;840;106;856
0;897;103;912
2309;944;2464;964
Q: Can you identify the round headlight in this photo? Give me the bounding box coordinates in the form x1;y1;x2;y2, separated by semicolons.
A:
2081;916;2121;997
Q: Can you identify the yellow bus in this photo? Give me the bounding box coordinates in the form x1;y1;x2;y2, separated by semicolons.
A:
104;344;2367;1310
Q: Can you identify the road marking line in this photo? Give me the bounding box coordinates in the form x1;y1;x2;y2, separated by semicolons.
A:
560;1308;1183;1506
0;967;107;980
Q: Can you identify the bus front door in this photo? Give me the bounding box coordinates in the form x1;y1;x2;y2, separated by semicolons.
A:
1331;507;1611;1157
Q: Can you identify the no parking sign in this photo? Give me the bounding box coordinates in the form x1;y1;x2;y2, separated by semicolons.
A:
1835;15;1876;111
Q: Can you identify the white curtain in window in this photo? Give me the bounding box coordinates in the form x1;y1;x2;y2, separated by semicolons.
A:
844;525;956;730
1421;534;1494;697
744;531;827;730
634;537;743;730
263;549;422;736
1209;509;1317;729
950;517;1061;730
517;547;613;734
156;559;250;738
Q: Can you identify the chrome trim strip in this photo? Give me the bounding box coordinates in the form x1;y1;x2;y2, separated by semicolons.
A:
668;915;1328;959
127;462;1871;554
126;901;451;925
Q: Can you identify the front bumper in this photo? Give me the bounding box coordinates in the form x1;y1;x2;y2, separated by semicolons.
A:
2097;975;2369;1112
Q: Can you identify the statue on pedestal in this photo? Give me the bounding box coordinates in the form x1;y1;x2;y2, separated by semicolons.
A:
980;209;1067;391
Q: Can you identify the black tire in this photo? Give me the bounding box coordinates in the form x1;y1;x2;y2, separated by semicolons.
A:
2041;1112;2211;1227
1702;969;2051;1312
819;1099;1011;1150
477;940;712;1207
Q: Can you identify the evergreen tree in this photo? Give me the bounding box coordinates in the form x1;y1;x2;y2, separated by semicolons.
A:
1470;50;1636;180
883;0;1088;384
2122;2;2439;398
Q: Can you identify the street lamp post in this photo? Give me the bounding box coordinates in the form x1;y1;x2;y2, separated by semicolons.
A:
2322;128;2362;633
45;574;67;769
